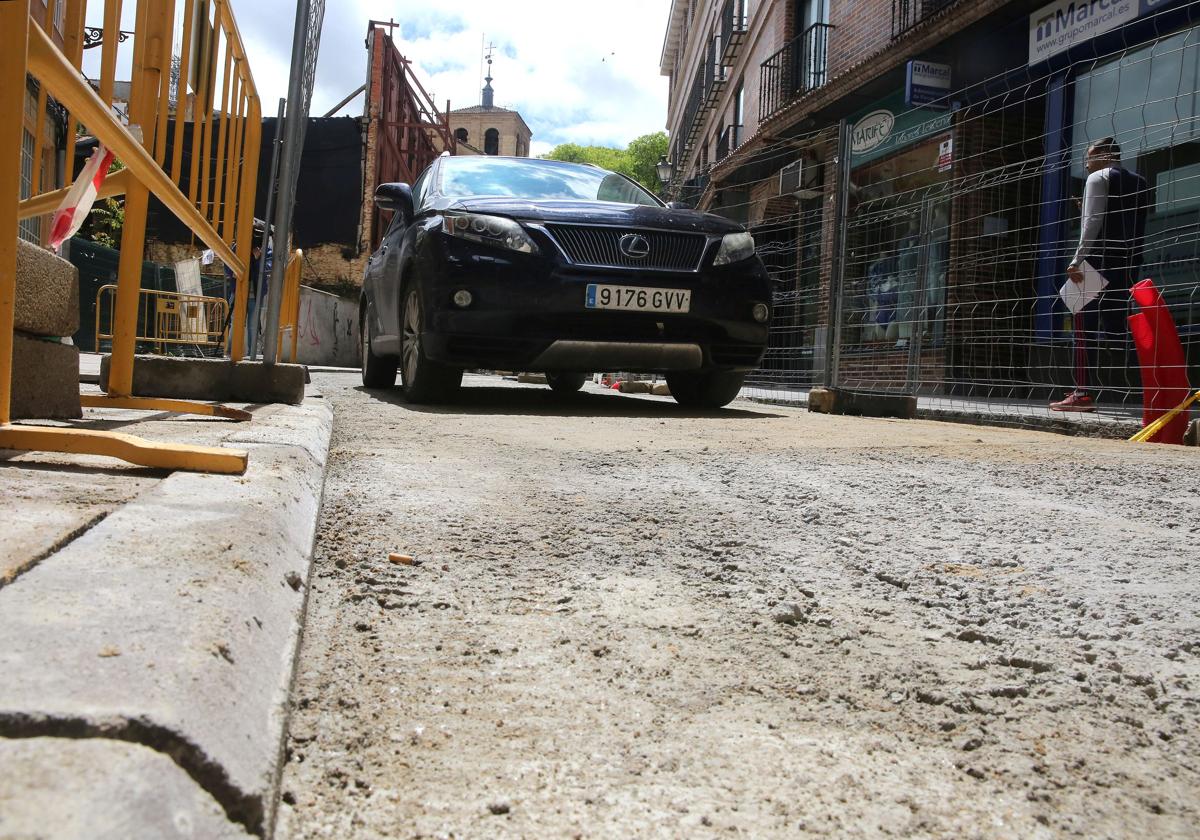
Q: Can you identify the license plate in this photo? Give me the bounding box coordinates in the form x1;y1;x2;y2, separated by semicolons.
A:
585;284;691;313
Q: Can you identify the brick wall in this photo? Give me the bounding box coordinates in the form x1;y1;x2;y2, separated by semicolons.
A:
441;111;532;157
826;0;895;79
301;244;369;290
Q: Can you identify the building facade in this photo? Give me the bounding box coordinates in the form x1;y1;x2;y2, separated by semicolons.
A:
437;63;533;158
20;0;71;244
662;0;1200;405
444;106;532;157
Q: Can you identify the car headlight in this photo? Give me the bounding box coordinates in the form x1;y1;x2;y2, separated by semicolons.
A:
713;231;755;266
442;212;538;254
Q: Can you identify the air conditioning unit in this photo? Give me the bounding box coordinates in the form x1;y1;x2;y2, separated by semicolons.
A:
778;159;822;198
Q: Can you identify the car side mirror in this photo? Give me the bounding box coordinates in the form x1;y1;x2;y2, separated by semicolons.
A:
375;182;414;223
666;201;692;211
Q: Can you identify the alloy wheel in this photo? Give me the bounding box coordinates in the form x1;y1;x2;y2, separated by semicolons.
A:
402;288;422;386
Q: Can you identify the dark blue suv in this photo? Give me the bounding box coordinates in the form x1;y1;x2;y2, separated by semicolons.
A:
359;155;771;408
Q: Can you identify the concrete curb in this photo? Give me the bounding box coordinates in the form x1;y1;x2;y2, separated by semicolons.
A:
0;394;333;838
747;392;1143;439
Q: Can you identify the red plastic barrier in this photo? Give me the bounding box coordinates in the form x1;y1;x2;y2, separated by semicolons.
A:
1128;279;1191;444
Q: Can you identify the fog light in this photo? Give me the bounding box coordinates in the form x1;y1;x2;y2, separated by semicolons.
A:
752;302;769;323
453;289;473;308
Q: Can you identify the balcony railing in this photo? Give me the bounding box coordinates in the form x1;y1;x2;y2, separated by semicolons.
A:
892;0;958;38
758;23;833;123
679;171;710;206
720;0;748;64
716;123;743;162
702;35;727;108
681;68;705;149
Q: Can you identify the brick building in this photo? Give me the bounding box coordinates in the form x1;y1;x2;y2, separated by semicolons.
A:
433;55;533;158
19;0;71;245
662;0;1200;398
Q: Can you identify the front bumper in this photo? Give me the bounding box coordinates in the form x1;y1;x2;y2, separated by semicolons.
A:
418;231;771;373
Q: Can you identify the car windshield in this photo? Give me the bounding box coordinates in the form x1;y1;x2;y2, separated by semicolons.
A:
437;157;662;207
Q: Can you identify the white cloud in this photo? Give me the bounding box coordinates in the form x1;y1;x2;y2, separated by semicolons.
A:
230;0;672;150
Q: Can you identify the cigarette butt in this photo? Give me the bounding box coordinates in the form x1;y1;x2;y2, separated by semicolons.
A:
389;553;417;566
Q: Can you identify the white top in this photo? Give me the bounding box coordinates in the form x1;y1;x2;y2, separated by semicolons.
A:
1070;167;1113;268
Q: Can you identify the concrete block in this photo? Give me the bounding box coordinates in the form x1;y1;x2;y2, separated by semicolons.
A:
651;383;671;397
807;387;837;414
11;334;81;420
806;386;916;419
0;738;252;840
15;239;79;338
100;354;306;405
0;400;333;835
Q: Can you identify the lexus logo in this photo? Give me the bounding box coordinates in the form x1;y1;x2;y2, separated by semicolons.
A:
618;233;650;259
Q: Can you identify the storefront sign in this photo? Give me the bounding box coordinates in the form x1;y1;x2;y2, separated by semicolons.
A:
850;93;955;166
937;137;954;172
851;110;895;155
1028;0;1170;64
906;60;952;109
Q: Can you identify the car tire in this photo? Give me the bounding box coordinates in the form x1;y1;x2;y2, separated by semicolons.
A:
546;372;587;393
360;305;398;389
399;284;462;403
666;370;745;409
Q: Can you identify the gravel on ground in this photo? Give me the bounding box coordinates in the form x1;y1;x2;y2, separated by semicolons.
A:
277;373;1200;839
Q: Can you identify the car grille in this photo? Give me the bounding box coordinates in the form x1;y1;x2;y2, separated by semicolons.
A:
544;225;709;272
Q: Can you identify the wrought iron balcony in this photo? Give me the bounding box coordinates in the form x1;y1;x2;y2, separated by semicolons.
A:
720;0;748;65
702;35;728;108
681;61;706;149
716;124;743;162
758;23;833;123
892;0;958;38
679;171;711;206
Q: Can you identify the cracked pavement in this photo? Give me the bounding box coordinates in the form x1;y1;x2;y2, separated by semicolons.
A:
277;373;1200;839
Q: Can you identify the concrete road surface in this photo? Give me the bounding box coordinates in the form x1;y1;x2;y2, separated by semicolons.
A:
278;373;1200;839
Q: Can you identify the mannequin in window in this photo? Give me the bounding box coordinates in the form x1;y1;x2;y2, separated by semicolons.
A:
924;202;950;344
895;217;921;348
865;251;898;343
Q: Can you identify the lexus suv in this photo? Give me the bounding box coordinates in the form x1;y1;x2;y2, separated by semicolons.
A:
359;155;771;408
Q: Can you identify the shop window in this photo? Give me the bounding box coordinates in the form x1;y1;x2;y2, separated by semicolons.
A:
1072;24;1200;325
19;129;39;243
484;128;499;156
843;136;952;349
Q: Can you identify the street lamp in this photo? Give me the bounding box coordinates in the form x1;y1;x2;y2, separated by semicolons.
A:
655;155;674;186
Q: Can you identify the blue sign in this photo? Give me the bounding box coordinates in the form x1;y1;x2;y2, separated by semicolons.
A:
905;60;952;109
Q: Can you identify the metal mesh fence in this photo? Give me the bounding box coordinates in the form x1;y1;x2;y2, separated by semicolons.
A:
726;9;1200;430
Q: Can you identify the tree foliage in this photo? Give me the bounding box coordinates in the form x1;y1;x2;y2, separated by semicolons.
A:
542;132;668;192
83;159;126;249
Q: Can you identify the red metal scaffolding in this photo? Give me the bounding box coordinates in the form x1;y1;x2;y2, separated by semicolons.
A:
364;20;455;249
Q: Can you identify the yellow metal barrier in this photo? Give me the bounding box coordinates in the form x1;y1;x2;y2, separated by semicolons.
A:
277;249;303;363
1;0;264;473
95;284;229;353
1129;391;1200;443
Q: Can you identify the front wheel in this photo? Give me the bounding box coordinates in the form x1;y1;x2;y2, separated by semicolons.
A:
546;372;587;393
360;305;398;388
399;285;462;403
666;370;745;409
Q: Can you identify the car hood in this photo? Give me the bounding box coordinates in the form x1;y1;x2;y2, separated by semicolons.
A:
432;196;743;235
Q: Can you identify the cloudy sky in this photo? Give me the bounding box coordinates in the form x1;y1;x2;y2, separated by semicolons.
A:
229;1;673;156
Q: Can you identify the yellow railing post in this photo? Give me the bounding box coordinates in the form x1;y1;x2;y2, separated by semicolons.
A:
0;3;31;425
107;0;174;397
230;96;262;362
1;0;264;472
284;246;296;360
